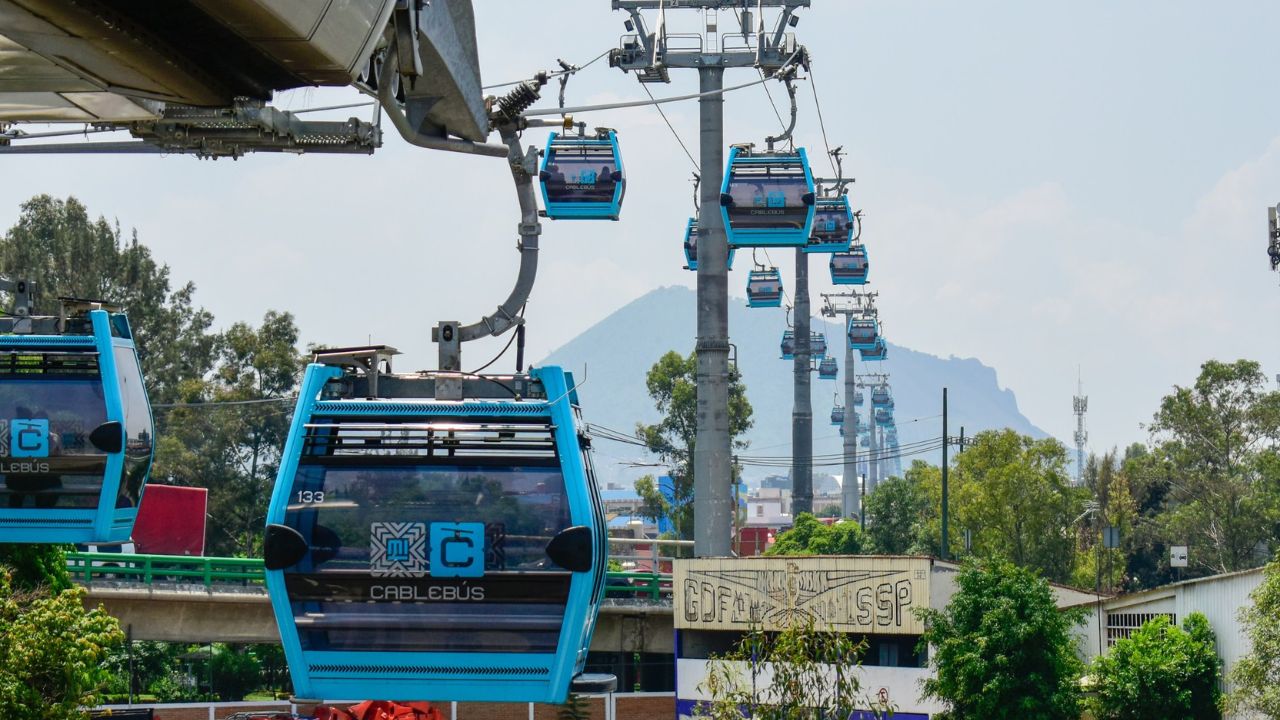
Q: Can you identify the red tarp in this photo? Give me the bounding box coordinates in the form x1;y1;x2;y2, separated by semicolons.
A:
313;702;444;720
133;484;207;555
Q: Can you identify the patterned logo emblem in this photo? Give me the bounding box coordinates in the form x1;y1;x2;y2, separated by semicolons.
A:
370;522;427;577
429;522;485;578
10;419;48;458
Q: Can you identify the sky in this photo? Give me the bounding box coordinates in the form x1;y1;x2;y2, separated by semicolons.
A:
1;1;1278;454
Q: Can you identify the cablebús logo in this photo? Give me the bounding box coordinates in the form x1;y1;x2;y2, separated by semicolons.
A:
369;521;486;579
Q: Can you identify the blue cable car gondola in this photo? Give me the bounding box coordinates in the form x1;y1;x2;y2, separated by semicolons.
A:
847;317;880;351
853;389;865;407
539;129;625;220
746;268;783;308
804;196;854;254
860;337;888;361
871;386;891;409
683;218;736;271
0;295;153;544
720;146;815;248
830;245;869;285
875;408;893;427
810;332;828;358
263;347;607;704
830;404;844;426
817;357;838;380
780;329;795;360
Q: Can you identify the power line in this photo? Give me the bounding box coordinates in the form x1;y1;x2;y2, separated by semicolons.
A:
482;49;612;90
807;61;837;176
640;82;699;173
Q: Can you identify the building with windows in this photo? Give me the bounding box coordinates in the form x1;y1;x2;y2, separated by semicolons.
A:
673;555;1099;718
1072;566;1266;719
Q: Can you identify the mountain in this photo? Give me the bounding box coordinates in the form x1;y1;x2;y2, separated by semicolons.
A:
540;285;1049;489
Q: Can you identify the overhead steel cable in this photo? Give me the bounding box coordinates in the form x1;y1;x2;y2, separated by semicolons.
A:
640;81;699;173
482;49;612;91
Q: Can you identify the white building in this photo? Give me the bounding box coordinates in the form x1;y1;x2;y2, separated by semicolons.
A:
1071;567;1266;719
673;555;1099;719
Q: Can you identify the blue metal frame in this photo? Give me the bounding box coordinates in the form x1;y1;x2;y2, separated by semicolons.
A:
847;317;880;351
683;217;735;271
804;196;854;254
830;244;869;286
860;337;888;361
539;131;625;220
720;146;816;248
746;269;783;309
265;365;605;704
0;310;152;544
817;357;838;380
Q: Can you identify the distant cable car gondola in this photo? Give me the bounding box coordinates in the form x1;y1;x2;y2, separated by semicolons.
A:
746;268;783;308
817;357;838;380
847;317;880;351
683;218;735;271
875;408;893;426
804;196;854;254
539;128;625;220
0;289;153;544
853;390;865;407
810;332;828;358
860;337;888;361
830;245;869;285
780;329;795;360
830;404;844;427
720;146;815;248
871;387;891;409
264;347;607;704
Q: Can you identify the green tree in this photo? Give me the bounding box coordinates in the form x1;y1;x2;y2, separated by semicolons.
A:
698;615;888;719
0;566;125;718
1089;613;1222;720
947;430;1086;582
633;350;753;539
863;462;936;554
0;195;217;405
1231;553;1280;718
917;557;1085;720
210;644;262;700
1147;359;1280;574
0;543;71;592
765;513;865;556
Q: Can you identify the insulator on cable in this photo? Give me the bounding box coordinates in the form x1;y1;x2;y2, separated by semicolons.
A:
493;77;545;124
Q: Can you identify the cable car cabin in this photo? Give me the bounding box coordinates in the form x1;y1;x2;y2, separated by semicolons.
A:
746;269;783;308
875;409;893;427
817;357;838;380
853;390;864;407
780;329;795;360
860;338;888;362
263;347;608;704
829;246;869;285
847;318;880;351
871;387;891;409
804;197;854;254
0;301;153;544
720;146;815;248
810;333;829;358
539;129;625;220
683;218;736;271
830;405;844;426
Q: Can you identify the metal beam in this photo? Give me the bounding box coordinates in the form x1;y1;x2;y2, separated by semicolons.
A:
791;249;812;516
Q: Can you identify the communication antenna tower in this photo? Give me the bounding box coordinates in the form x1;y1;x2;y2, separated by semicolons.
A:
1073;368;1088;486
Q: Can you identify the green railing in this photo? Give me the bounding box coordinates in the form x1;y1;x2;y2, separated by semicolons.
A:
66;552;264;586
66;552;673;599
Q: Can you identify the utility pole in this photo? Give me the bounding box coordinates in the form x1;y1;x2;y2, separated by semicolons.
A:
792;251;813;515
822;290;877;521
1073;368;1088;487
941;387;949;561
611;1;809;557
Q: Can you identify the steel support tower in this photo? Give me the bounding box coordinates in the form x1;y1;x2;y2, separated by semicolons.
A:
792;251;813;515
611;1;809;556
855;372;889;498
822;290;877;520
1073;370;1088;486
